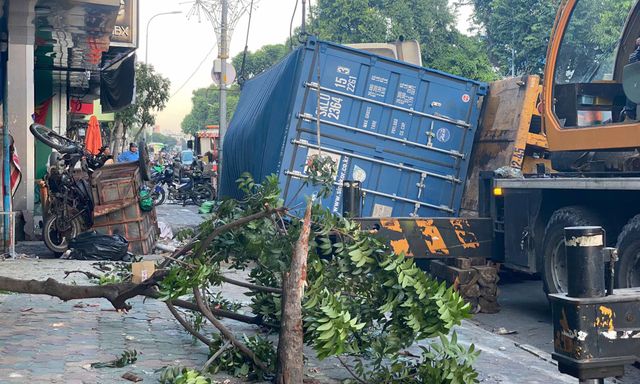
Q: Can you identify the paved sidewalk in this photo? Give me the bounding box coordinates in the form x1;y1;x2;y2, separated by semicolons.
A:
0;258;581;383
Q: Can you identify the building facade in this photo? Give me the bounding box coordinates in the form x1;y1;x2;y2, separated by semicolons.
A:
0;0;138;240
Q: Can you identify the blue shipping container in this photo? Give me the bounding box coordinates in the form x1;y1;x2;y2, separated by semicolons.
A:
221;38;487;217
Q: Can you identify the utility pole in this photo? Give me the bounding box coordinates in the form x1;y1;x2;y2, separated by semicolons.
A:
219;0;229;181
301;0;306;33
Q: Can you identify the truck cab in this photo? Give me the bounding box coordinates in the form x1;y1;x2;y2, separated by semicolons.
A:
490;0;640;294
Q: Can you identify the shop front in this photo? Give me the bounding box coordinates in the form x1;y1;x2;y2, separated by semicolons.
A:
0;0;138;247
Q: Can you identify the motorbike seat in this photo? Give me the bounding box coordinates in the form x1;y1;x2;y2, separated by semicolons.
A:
180;178;190;183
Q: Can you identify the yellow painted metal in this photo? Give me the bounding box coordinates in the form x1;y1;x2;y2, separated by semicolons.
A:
542;0;640;151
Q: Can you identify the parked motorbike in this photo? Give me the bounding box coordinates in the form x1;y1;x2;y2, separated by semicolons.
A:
150;164;215;206
29;123;111;254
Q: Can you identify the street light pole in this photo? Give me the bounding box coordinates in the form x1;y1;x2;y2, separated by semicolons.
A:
145;10;182;64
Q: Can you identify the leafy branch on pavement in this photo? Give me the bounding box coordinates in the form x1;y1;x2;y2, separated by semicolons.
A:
0;172;478;383
91;349;138;368
159;366;212;384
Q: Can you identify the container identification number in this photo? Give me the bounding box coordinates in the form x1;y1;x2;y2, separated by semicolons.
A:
318;93;344;121
335;66;357;93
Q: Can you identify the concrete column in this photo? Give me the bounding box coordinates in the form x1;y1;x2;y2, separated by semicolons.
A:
52;88;67;135
7;0;36;212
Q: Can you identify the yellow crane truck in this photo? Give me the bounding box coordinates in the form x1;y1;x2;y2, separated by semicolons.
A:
362;0;640;305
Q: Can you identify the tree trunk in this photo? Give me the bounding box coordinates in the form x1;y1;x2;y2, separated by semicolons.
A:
276;200;312;384
133;122;147;142
112;119;124;159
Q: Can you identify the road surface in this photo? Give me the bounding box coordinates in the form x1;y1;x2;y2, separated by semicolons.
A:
472;271;640;383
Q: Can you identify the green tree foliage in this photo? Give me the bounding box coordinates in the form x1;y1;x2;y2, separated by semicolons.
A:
150;132;178;147
469;0;561;76
231;44;288;80
115;63;171;138
310;0;498;81
470;0;633;77
181;85;240;136
157;173;478;383
311;0;388;44
554;0;633;84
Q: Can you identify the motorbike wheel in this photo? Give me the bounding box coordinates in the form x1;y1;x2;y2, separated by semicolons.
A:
152;186;166;206
43;214;83;256
195;184;215;201
192;184;214;206
30;124;78;154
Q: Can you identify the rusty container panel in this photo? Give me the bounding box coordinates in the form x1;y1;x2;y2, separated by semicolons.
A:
461;75;543;216
75;162;159;255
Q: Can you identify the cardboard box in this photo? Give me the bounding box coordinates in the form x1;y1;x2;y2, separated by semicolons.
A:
132;261;156;284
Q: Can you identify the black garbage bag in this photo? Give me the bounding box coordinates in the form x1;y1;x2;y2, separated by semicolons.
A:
68;231;130;261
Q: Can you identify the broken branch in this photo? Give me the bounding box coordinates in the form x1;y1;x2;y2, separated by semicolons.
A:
64;270;102;280
193;287;270;372
202;340;231;372
220;276;282;294
166;301;213;346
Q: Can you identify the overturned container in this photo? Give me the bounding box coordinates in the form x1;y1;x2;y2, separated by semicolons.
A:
221;37;487;217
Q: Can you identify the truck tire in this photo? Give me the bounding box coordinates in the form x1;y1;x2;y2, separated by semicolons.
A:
614;216;640;288
542;206;603;294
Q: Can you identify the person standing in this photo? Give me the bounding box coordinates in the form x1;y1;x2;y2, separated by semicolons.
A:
117;142;139;162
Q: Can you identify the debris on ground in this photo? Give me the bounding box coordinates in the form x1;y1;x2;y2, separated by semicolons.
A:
493;327;518;335
64;231;130;261
158;221;174;240
122;371;143;382
91;349;138;368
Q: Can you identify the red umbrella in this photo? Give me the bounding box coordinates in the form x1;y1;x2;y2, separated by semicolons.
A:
85;115;102;155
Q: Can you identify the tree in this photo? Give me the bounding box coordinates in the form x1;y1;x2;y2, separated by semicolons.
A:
311;0;388;44
0;173;477;383
309;0;498;81
150;132;178;147
182;45;287;139
469;0;634;77
114;63;171;152
466;0;561;76
181;85;240;137
232;44;288;81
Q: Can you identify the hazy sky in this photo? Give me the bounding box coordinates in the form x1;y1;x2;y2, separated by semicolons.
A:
139;0;473;134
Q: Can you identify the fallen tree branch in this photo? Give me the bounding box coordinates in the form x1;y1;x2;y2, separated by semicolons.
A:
146;292;268;326
166;301;212;346
159;206;287;269
0;276;138;310
0;272;270;326
64;270;102;280
220;276;282;294
202;340;231;372
159;254;197;269
193;287;270;372
337;356;367;384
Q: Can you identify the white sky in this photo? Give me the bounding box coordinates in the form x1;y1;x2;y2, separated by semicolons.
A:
140;0;473;134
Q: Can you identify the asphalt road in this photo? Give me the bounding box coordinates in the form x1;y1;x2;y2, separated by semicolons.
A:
472;271;640;383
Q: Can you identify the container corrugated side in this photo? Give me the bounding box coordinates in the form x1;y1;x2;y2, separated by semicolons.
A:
222;38;487;217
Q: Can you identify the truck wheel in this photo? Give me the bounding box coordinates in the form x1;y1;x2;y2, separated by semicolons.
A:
615;217;640;288
542;206;603;294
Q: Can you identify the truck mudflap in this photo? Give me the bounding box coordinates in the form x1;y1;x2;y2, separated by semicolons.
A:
356;217;493;259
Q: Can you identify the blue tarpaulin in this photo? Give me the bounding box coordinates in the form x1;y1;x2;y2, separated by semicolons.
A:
221;48;303;199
